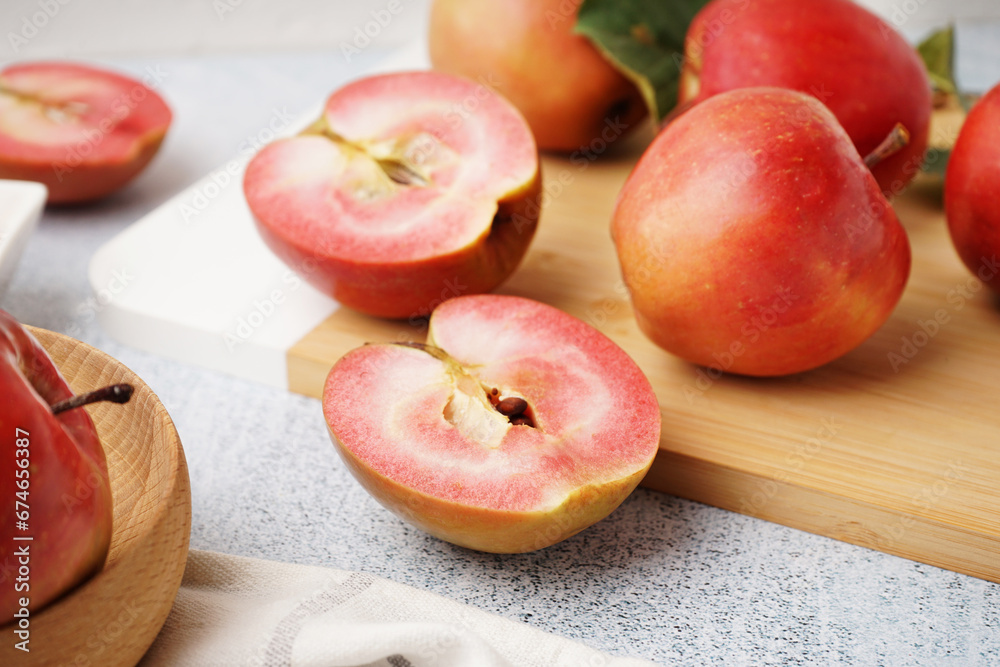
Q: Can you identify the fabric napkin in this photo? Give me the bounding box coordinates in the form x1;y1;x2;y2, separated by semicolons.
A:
139;549;658;667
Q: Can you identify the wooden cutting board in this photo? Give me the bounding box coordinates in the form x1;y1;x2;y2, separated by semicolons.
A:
286;105;1000;583
91;79;998;583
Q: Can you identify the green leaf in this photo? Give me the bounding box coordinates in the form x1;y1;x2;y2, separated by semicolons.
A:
916;25;963;175
920;147;951;177
917;25;957;96
575;0;711;123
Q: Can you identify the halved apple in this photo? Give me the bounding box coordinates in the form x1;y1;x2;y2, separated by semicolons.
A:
244;71;542;320
322;294;662;553
0;61;172;204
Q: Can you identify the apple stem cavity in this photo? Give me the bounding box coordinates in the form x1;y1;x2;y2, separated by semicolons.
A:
391;341;536;427
391;340;453;362
51;383;135;415
863;123;911;169
0;82;88;122
302;117;430;187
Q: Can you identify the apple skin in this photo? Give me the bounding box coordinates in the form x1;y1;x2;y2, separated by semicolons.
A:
322;295;662;553
611;87;911;377
0;310;112;622
429;0;647;153
244;71;541;321
678;0;931;197
0;61;172;204
944;83;1000;293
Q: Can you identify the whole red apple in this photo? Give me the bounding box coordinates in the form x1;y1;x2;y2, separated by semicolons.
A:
244;71;541;320
0;310;121;623
429;0;647;152
611;87;911;377
322;294;662;552
0;61;172;204
944;82;1000;293
678;0;931;197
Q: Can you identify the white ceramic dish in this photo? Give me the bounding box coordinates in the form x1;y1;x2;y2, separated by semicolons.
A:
0;179;47;300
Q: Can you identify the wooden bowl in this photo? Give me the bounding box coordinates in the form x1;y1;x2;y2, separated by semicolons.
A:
0;328;191;666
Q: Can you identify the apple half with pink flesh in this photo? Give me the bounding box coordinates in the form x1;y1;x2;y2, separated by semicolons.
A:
322;295;662;553
0;61;171;204
244;71;541;320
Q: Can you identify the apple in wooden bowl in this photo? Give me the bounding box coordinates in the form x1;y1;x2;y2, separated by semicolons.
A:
0;322;190;666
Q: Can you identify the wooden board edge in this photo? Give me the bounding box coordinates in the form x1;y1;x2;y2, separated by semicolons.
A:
642;449;1000;584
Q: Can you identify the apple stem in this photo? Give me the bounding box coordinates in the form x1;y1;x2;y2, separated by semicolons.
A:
863;123;911;169
51;383;134;415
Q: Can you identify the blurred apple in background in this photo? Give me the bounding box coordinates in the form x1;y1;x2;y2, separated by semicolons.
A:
945;81;1000;294
0;61;171;204
428;0;648;153
678;0;932;197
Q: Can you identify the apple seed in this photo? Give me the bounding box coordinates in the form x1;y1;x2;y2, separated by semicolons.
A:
496;396;528;416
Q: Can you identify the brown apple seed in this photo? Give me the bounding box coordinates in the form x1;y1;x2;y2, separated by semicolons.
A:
496;396;528;417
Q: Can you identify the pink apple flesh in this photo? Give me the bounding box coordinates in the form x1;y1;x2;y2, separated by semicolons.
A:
322;295;662;553
0;61;171;204
244;71;541;320
612;87;911;377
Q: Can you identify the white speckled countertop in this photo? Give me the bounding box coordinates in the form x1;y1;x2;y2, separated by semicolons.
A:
3;31;1000;667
